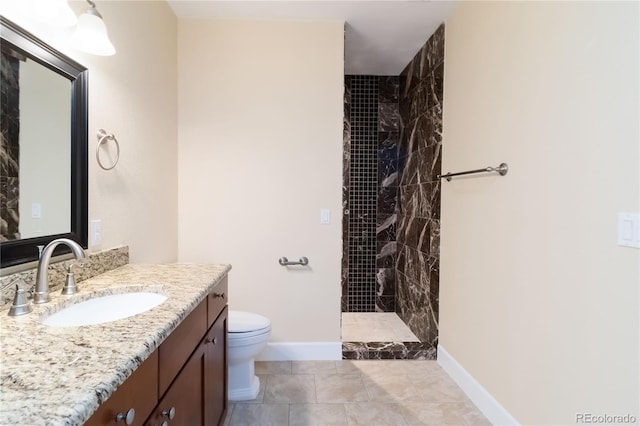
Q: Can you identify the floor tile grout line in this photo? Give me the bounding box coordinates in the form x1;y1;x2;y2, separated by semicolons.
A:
287;403;290;426
360;370;374;401
313;374;318;404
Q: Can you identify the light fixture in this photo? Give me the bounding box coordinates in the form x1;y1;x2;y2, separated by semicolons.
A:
69;0;115;56
33;0;77;27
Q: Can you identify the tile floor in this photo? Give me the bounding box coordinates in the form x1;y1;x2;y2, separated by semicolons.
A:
224;360;489;425
341;313;420;342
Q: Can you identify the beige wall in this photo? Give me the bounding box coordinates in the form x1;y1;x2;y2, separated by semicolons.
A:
3;1;178;263
19;59;70;239
441;1;639;424
177;20;344;344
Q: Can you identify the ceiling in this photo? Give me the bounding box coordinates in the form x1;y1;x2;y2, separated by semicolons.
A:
167;1;458;75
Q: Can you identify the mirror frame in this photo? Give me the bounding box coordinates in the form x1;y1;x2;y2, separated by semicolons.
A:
0;17;88;268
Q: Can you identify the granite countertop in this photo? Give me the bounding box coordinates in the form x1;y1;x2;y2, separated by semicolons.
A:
0;263;231;426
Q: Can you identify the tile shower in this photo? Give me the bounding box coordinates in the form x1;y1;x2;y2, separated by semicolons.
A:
342;25;444;359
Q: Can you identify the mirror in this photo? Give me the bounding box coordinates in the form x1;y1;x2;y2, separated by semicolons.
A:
0;17;88;269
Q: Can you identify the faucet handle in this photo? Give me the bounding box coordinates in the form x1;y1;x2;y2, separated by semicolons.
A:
37;245;44;259
61;262;81;296
65;259;86;271
8;280;32;317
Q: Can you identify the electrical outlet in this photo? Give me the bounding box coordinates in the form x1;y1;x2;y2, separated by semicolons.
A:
320;209;330;224
618;212;640;248
90;219;102;247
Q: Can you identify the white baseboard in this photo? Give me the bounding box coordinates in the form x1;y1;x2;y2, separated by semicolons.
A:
438;344;519;426
256;342;342;361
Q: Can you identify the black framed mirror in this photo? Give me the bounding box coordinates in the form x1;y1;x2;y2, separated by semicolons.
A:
0;17;88;268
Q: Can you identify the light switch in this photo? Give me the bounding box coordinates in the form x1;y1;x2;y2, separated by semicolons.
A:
320;209;331;225
31;203;41;219
618;212;640;248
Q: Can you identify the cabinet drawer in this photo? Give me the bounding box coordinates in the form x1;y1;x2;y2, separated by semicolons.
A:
158;300;207;397
85;350;158;426
207;276;227;328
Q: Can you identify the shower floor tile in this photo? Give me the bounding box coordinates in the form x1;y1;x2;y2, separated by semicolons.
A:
341;313;420;342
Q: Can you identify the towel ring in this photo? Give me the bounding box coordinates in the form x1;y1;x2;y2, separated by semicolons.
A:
96;129;120;170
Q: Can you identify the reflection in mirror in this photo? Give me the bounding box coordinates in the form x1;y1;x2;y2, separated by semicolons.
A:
0;17;88;269
1;47;71;241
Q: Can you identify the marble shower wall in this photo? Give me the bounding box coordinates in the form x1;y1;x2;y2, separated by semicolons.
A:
376;77;400;312
1;52;21;242
396;24;445;346
342;75;400;313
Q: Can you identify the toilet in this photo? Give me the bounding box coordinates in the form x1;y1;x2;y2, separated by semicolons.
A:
227;310;271;401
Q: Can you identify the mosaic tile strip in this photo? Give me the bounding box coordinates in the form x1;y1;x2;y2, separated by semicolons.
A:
343;76;400;313
346;76;379;312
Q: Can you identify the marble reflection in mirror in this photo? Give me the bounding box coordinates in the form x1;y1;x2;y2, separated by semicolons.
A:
1;45;71;242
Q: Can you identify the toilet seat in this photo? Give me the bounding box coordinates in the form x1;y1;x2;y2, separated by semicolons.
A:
229;310;271;334
228;327;271;339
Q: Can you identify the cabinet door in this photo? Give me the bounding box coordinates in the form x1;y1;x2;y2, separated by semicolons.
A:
205;307;227;426
146;343;206;426
85;351;158;426
158;300;207;397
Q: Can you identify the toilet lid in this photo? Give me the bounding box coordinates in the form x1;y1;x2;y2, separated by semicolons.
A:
228;310;271;333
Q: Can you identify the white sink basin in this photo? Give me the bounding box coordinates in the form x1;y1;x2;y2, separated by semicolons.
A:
43;292;167;327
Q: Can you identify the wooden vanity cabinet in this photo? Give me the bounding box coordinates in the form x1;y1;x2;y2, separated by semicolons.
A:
147;307;228;426
85;280;228;426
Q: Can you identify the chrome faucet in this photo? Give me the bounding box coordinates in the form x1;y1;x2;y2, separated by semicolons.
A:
33;238;86;304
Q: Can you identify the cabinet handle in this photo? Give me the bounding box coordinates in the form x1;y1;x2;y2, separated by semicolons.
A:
161;406;176;420
115;408;135;425
205;337;217;345
212;292;225;299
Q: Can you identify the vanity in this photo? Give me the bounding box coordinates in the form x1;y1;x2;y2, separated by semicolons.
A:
0;264;231;426
0;17;229;426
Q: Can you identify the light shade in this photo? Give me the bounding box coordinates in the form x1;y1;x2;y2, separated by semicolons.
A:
33;0;77;27
69;8;115;56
